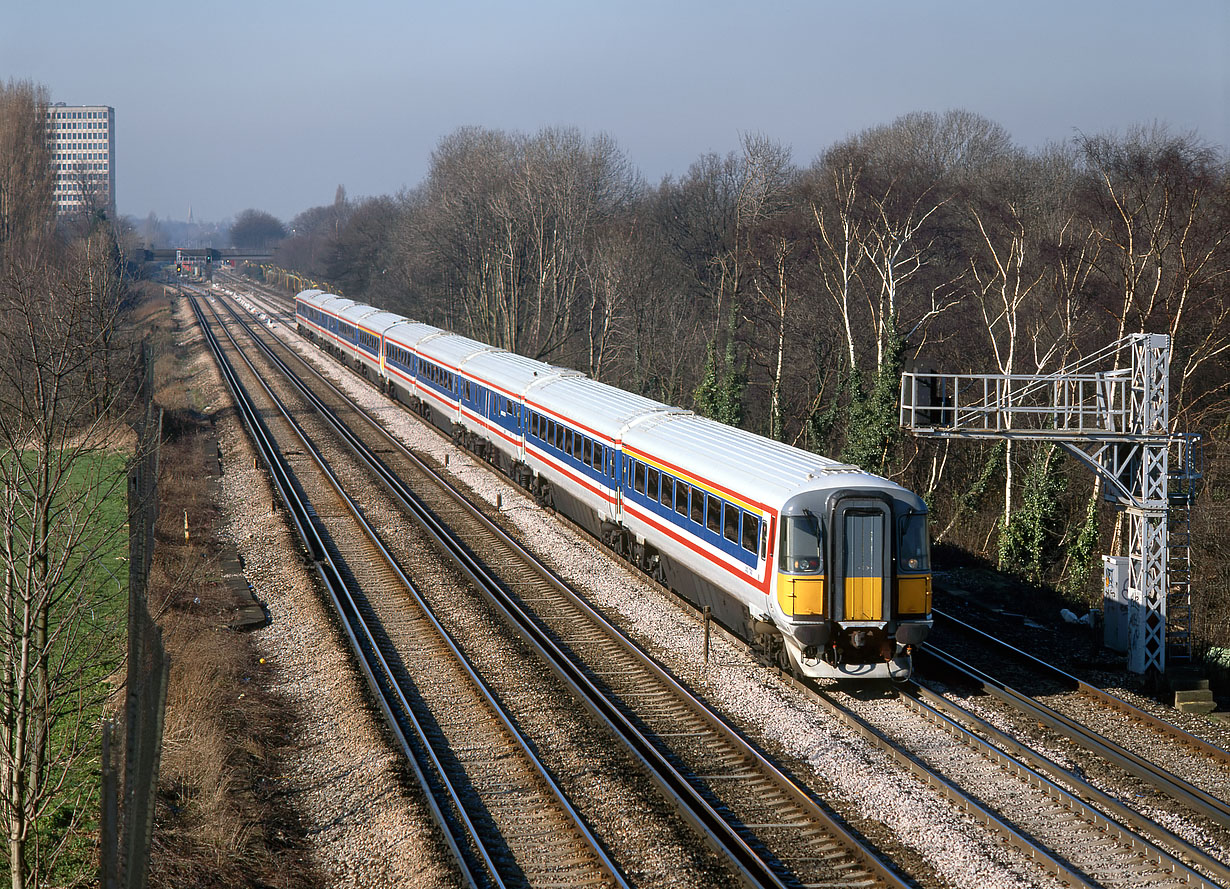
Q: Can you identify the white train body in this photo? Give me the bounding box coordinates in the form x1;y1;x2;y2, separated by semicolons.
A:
295;290;932;680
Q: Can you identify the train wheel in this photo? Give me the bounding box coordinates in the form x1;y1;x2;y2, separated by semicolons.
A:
776;642;800;678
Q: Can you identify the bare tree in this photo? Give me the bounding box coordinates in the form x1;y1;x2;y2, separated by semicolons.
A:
967;197;1047;522
396;126;641;366
0;242;137;888
810;162;867;370
1081;127;1230;428
749;233;800;440
0;80;53;273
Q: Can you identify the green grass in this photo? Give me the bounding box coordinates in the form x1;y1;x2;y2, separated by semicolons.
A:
0;450;130;886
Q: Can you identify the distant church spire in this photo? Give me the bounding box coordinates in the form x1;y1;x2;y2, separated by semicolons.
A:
187;204;194;225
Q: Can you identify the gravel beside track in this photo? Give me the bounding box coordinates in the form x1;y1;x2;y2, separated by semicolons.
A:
920;618;1230;876
928;681;1230;869
218;278;1230;888
180;297;461;887
208;291;765;887
227;286;1077;889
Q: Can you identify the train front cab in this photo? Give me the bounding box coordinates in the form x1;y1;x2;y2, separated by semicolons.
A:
774;488;932;681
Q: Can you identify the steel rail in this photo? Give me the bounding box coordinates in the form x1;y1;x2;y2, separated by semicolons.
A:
804;683;1100;889
933;607;1230;765
195;292;630;889
191;292;490;887
229;285;1220;887
919;642;1230;831
221;289;908;889
905;680;1230;887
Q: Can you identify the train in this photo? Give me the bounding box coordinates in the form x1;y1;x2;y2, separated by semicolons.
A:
294;288;932;680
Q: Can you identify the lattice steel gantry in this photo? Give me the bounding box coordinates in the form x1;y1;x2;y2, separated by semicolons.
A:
900;334;1202;674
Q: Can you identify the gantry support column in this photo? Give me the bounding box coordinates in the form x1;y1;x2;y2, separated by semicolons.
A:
1125;335;1170;673
901;333;1196;675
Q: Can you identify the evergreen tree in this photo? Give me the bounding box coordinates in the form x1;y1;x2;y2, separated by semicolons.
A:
841;335;904;473
998;444;1067;581
693;305;746;427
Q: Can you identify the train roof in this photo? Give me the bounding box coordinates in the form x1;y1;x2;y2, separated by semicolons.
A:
338;303;385;325
317;294;356;315
624;411;904;507
384;320;448;350
296;290;347;312
415;330;499;369
350;309;409;335
528;375;673;441
460;348;563;396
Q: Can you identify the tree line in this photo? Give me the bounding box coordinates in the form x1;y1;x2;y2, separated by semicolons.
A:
1;78;142;888
263;110;1230;646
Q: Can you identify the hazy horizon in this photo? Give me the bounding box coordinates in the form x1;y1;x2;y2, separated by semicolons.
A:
6;0;1227;225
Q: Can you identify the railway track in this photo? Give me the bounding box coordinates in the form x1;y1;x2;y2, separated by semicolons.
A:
213;276;1230;887
192;292;627;889
916;609;1230;883
195;286;910;889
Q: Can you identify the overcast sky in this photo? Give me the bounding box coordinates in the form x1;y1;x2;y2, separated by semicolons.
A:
6;0;1228;224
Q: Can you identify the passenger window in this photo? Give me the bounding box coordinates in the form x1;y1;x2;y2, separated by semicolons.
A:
582;439;592;466
555;424;564;450
530;413;538;438
633;461;645;494
591;443;602;470
647;467;659;501
724;503;739;544
573;433;583;461
547;420;555;444
675;483;690;516
564;429;572;455
660;476;673;507
743;513;760;553
691;488;704;524
706;495;720;533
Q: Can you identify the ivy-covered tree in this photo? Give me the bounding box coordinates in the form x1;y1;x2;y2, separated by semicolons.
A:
693;311;746;428
998;444;1068;582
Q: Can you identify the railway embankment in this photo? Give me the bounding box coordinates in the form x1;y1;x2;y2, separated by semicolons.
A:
140;289;319;889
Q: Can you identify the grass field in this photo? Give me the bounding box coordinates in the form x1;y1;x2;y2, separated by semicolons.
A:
0;450;130;886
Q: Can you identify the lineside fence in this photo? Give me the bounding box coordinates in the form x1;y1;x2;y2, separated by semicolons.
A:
100;343;170;889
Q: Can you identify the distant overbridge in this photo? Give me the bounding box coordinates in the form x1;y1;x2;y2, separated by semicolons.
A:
142;247;273;263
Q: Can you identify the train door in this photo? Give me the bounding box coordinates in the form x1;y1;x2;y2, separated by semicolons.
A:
829;497;892;622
